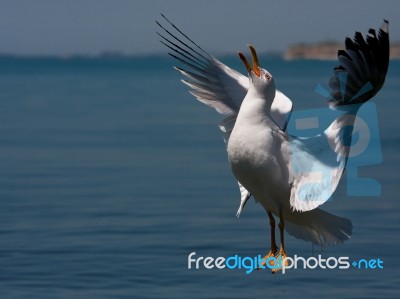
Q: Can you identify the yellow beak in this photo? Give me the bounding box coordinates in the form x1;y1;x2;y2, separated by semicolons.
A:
238;45;261;77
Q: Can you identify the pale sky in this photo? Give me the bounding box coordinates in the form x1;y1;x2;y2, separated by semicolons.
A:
0;0;398;56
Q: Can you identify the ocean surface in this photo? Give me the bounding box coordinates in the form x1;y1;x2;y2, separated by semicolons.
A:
0;55;399;298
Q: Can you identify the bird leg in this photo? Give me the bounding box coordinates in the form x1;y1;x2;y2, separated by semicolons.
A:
259;211;278;269
272;208;289;273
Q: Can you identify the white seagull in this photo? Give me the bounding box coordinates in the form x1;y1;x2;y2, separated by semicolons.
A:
157;15;389;269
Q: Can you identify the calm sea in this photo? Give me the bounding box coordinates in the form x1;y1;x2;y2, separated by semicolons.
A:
0;55;399;298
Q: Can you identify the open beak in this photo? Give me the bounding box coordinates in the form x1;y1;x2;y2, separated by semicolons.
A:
238;45;261;77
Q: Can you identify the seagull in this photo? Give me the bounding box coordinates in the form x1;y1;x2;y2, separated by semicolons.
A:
156;15;389;270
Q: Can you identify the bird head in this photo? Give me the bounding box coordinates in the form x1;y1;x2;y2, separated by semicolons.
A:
239;45;275;97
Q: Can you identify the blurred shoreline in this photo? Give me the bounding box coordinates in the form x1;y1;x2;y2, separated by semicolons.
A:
1;43;400;61
284;41;400;60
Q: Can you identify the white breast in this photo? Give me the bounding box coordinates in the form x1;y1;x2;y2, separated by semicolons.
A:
227;98;291;211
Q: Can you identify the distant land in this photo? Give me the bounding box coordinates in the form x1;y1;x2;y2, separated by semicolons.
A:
1;43;400;60
284;41;400;60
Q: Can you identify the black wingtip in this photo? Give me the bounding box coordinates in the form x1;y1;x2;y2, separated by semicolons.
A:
327;21;390;106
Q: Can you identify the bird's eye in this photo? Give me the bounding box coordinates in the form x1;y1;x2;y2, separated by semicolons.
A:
265;74;271;80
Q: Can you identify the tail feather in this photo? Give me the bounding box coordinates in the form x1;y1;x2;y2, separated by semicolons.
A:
285;208;352;247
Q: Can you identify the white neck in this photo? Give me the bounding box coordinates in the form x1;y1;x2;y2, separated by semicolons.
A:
235;87;275;127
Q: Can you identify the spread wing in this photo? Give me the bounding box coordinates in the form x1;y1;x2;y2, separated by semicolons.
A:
156;14;292;128
157;14;292;215
289;20;389;212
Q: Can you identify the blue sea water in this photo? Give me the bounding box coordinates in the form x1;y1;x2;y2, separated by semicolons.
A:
0;55;399;298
